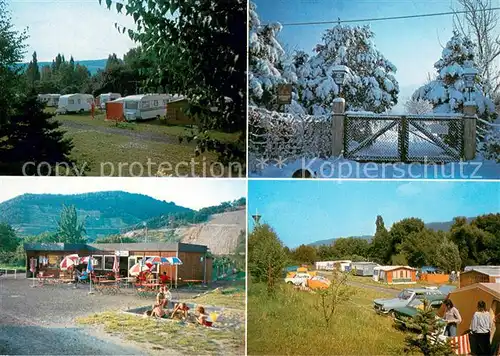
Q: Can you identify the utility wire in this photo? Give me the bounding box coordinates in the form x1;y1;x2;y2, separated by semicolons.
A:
272;7;500;27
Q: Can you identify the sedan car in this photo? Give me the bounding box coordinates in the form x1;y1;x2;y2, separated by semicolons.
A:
373;287;445;315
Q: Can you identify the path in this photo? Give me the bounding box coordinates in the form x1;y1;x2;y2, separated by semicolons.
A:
58;119;195;146
347;280;399;296
0;276;199;355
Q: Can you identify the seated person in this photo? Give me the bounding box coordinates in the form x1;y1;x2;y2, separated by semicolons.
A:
136;271;147;284
159;272;170;285
171;302;190;320
196;306;212;327
151;290;167;318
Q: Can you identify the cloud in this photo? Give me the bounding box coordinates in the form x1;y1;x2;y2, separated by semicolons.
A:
396;182;422;197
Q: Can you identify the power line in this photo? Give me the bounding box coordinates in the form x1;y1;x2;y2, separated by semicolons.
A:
271;7;500;27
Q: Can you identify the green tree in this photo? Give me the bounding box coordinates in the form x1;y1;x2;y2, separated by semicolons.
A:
331;237;370;259
26;51;40;86
0;94;75;175
57;205;87;243
103;0;246;168
449;216;494;267
403;300;455;356
292;244;317;264
370;215;392;264
433;239;462;273
248;224;287;294
390;217;426;255
0;223;19;252
315;271;354;328
0;0;28;125
400;229;443;267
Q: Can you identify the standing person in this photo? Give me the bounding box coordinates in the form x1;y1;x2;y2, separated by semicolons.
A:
74;267;82;289
160;272;170;285
470;300;493;356
443;299;462;337
90;100;95;120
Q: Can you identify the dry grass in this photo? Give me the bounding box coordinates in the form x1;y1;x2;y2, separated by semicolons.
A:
247;281;410;355
187;286;246;310
348;275;458;291
76;311;244;355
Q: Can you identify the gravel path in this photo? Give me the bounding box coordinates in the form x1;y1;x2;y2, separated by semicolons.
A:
0;276;200;355
58;119;195;146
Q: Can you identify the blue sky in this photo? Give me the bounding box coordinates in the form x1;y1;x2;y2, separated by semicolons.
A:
253;0;468;109
0;177;246;210
9;0;136;62
248;180;500;247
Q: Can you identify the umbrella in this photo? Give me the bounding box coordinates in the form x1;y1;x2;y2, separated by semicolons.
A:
112;255;120;277
60;254;79;270
145;256;170;265
165;257;183;265
129;261;153;276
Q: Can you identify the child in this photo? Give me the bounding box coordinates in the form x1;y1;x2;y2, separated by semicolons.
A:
196;306;212;327
151;289;166;318
171;302;190;320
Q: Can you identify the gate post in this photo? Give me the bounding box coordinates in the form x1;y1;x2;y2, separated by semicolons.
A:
331;98;346;156
463;103;477;160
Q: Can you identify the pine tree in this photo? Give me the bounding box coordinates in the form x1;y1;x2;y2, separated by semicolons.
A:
26;51;41;86
412;31;495;117
0;94;75;175
370;215;392;264
403;300;455;356
296;25;399;114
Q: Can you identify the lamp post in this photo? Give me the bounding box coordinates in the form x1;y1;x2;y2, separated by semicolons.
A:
251;209;261;225
332;65;351;98
463;67;478;102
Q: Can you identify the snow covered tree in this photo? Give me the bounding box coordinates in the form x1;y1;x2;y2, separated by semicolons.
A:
248;2;285;109
295;25;399;115
412;31;495;117
404;98;433;114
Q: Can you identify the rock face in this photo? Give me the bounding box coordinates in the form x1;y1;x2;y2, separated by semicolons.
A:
177;209;246;255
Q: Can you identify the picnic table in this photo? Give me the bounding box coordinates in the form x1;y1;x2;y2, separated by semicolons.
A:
94;280;120;294
181;279;205;290
116;277;135;288
37;274;58;286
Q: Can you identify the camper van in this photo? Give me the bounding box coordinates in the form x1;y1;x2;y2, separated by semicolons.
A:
57;94;94;114
99;93;121;109
37;94;61;107
117;94;168;121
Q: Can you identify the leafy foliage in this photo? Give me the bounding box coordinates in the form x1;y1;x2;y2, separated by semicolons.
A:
56;205;87;243
248;224;288;294
403;300;455;356
102;0;247;167
0;93;75;175
315;271;354;328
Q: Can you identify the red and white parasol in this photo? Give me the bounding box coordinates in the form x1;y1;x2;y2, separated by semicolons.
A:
80;256;98;265
60;254;79;270
128;261;153;276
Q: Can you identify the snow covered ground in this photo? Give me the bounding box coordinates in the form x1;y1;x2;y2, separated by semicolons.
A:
249;156;499;179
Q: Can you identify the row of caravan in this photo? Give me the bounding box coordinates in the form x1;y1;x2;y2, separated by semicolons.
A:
37;93;184;121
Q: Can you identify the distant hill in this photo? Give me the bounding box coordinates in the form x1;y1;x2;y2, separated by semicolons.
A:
123;208;247;255
307;218;475;246
0;191;192;240
308;235;372;247
16;59;107;75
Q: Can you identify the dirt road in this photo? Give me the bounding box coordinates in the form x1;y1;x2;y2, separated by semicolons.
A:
0;276;198;355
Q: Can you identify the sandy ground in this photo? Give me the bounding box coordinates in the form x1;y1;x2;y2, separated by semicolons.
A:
0;276;200;355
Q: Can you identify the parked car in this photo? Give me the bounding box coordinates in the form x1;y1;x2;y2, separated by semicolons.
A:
285;272;311;286
373;287;445;315
393;295;447;328
307;275;331;290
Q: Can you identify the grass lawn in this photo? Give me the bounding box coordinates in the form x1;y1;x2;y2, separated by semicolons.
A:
53;111;240;143
348;275;458;291
187;284;246;310
0;264;26;272
76;311;244;355
247;281;410;355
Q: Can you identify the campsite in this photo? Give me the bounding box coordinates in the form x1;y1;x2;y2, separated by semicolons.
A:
247;180;500;355
0;0;246;177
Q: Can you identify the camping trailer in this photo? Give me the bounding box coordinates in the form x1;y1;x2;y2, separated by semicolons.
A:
116;94;168;121
57;94;94;114
315;260;352;272
37;94;60;107
99;93;121;109
374;266;417;284
352;262;380;277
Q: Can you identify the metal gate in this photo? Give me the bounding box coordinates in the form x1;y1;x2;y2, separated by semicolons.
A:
344;114;464;163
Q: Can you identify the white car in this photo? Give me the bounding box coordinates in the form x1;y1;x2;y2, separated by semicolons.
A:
285;272;311;286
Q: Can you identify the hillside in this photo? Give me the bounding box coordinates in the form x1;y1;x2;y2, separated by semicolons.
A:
123;208;246;255
17;59;107;75
0;191;192;239
307;218;475;246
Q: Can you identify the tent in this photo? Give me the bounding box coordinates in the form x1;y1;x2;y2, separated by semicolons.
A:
438;283;500;339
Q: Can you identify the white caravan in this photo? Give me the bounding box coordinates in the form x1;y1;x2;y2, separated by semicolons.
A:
37;94;61;107
99;93;121;109
57;94;94;114
117;94;168;121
